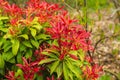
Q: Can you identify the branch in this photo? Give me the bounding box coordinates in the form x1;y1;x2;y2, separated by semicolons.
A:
93;34;120;53
112;0;120;21
103;68;120;80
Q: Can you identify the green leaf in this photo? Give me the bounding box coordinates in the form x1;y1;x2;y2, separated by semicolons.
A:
17;52;23;63
32;17;39;23
12;39;20;55
0;27;8;32
63;62;69;80
0;54;5;69
2;52;14;61
19;44;26;52
55;63;62;78
78;49;85;61
25;49;32;59
18;34;29;40
39;58;57;65
50;60;60;74
3;33;12;39
42;52;58;59
36;34;50;40
2;52;15;63
0;16;8;20
22;41;32;48
52;40;59;46
4;45;11;52
2;41;12;52
32;24;42;30
0;37;5;47
15;69;24;79
30;39;39;49
68;72;74;80
30;28;36;37
66;60;81;79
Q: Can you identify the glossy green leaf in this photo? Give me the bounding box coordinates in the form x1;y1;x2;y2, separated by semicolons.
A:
32;24;42;30
0;37;5;47
15;69;24;79
22;41;32;48
2;41;11;49
3;33;12;39
4;45;11;52
19;44;26;52
39;58;56;65
55;63;62;78
0;27;8;32
17;52;23;63
36;34;50;40
32;17;39;23
12;39;20;55
30;28;36;37
78;49;85;61
18;34;28;40
0;16;8;20
25;49;32;59
30;39;39;49
50;60;60;74
0;54;4;69
63;62;69;80
42;52;58;59
66;60;80;79
2;52;14;61
68;72;74;80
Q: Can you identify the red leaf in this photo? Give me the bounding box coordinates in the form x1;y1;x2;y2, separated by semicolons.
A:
68;54;78;60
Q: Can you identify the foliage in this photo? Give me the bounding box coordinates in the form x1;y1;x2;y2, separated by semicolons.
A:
0;0;103;80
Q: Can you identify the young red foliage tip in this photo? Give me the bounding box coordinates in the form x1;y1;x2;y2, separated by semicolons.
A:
16;57;41;80
0;0;8;7
5;71;16;80
10;18;18;26
85;56;93;63
83;64;103;80
3;3;22;16
68;54;78;60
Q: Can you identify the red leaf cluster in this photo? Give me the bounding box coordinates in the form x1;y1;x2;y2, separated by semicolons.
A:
83;64;103;80
46;12;93;60
16;57;42;80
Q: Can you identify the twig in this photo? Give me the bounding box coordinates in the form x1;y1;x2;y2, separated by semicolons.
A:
93;34;120;54
112;0;120;22
104;68;120;80
63;2;76;11
107;8;120;20
83;0;94;65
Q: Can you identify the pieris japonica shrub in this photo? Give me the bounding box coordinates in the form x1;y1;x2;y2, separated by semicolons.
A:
0;0;102;80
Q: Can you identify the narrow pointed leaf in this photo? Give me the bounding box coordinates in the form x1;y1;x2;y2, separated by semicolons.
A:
22;41;32;48
18;34;28;40
63;62;69;80
50;60;60;74
0;54;4;69
12;39;20;55
39;58;56;65
30;28;36;37
30;39;39;49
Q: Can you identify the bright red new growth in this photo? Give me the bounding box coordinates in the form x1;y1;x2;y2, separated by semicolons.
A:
83;64;103;80
16;57;42;80
2;0;102;80
5;71;16;80
46;11;93;60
